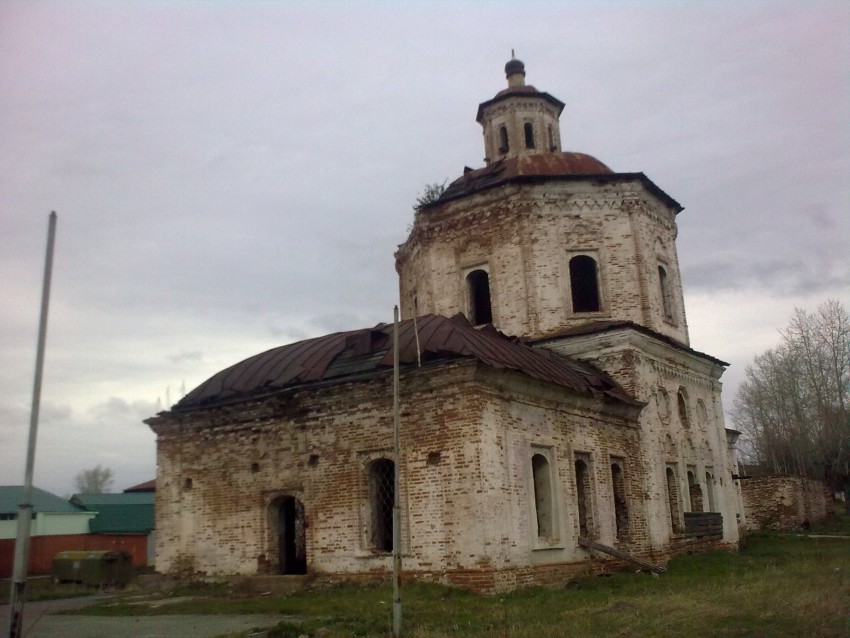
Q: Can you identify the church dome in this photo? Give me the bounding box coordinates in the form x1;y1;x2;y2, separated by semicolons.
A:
435;151;613;203
505;57;525;77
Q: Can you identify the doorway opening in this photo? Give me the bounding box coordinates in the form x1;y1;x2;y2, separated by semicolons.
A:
277;496;306;574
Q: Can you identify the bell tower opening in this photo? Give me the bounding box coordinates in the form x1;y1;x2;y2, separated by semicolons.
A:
467;269;493;326
524;122;535;149
569;255;600;313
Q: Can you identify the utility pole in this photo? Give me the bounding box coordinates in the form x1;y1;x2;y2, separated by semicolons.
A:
392;305;402;637
7;212;57;638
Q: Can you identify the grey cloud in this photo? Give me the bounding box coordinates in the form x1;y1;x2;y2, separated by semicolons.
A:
89;397;157;426
683;259;847;296
168;350;204;365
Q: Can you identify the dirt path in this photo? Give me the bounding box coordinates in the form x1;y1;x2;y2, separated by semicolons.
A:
0;598;282;638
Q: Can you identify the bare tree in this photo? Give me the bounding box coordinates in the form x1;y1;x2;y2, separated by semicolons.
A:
74;464;114;494
734;300;850;505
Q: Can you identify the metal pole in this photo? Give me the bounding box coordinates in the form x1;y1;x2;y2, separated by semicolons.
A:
392;305;402;637
7;212;57;638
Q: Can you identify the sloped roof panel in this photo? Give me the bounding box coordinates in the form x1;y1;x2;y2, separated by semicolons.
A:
170;314;635;413
0;486;86;514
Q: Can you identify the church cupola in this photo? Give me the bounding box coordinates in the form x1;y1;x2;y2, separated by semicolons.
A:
477;55;565;164
397;59;690;347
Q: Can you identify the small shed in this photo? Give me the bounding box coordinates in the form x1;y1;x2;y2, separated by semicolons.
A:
71;492;156;567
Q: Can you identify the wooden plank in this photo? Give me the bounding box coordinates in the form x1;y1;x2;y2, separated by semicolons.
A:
577;537;666;574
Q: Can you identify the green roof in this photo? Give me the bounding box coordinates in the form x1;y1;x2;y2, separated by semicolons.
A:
70;493;155;533
0;486;86;514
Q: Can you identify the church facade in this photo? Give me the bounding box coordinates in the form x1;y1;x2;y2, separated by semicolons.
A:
146;58;743;592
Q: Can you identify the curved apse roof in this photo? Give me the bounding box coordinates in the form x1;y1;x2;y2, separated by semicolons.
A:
171;313;636;413
431;152;682;212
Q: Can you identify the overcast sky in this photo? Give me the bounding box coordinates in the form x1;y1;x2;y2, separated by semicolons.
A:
1;1;847;497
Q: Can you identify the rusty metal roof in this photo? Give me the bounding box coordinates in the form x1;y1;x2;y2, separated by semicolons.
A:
432;152;682;213
172;314;635;412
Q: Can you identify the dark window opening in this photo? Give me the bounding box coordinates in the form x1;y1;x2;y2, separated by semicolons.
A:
498;125;509;152
278;496;306;574
611;462;629;542
524;123;535;149
368;458;395;552
467;269;493;325
548;125;556;151
569;255;600;313
659;265;673;319
532;453;554;538
677;389;690;429
666;467;683;533
688;470;704;512
575;458;594;538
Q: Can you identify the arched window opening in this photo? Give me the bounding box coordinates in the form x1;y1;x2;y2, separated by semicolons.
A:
467;269;492;325
569;255;600;313
574;458;594;538
666;466;683;533
498;125;509;152
656;388;671;424
276;496;307;574
659;265;674;320
687;469;703;512
611;462;629;542
705;471;716;512
368;458;394;552
548;125;556;151
696;399;708;430
677;389;690;429
524;122;535;149
532;454;553;538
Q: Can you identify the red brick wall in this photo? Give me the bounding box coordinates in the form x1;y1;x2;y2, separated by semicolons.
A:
149;358;665;592
741;476;832;531
0;534;148;577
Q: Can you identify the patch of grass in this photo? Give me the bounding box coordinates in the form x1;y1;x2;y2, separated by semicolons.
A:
61;530;850;638
0;576;94;603
810;504;850;535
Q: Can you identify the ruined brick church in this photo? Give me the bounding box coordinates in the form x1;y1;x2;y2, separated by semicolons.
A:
147;58;743;592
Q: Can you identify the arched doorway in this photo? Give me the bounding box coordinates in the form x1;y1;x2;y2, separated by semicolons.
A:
277;496;306;575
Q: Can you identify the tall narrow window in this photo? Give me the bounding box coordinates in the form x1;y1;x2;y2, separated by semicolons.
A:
548;125;556;151
524;122;535;149
574;457;594;538
466;269;492;325
498;125;509;152
705;470;715;512
531;453;553;538
569;255;600;312
687;469;703;512
368;458;394;552
658;265;674;319
696;399;708;430
677;389;690;429
666;466;683;533
611;461;629;542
